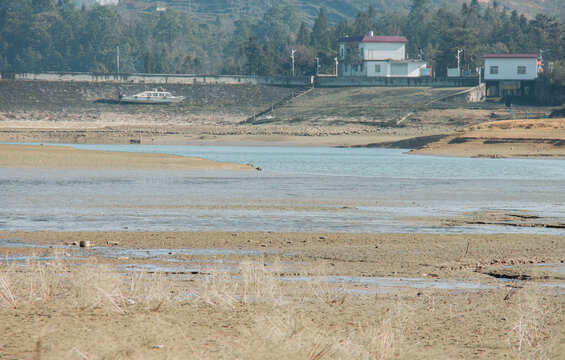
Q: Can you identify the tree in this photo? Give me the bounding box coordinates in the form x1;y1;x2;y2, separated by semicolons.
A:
80;5;123;72
404;0;432;58
310;7;331;54
353;9;372;36
296;22;310;46
255;1;299;52
244;35;264;75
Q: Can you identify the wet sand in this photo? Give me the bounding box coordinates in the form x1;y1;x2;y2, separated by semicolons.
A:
1;231;564;359
1;117;564;159
0;144;255;170
1;111;564;358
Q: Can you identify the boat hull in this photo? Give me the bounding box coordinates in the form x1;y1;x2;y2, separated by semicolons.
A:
119;96;184;104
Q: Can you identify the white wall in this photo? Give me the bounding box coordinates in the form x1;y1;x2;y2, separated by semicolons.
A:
361;42;405;60
365;61;389;76
407;62;427;77
484;58;538;80
362;61;426;77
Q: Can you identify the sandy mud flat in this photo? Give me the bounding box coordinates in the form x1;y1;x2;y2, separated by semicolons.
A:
1;231;564;359
0;144;255;170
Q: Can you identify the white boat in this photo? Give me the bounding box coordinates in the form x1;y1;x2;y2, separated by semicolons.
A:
119;89;185;104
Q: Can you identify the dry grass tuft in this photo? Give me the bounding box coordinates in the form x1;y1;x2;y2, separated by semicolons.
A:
194;260;284;309
0;256;176;315
507;284;554;359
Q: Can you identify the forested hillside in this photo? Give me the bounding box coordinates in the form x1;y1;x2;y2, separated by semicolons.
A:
76;0;565;23
1;0;564;80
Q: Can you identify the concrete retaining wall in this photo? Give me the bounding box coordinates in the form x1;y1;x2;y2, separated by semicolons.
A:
10;72;314;86
6;72;482;88
435;84;486;103
314;76;479;87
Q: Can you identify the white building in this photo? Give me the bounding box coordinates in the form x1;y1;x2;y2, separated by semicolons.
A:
482;54;539;81
338;33;428;77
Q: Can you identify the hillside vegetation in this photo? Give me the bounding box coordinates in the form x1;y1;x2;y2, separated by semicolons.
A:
79;0;565;23
2;0;564;78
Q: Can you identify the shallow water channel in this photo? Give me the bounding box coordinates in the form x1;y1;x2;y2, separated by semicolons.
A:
1;144;564;234
0;238;502;294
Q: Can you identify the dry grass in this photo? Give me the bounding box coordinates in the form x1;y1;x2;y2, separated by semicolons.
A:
0;257;410;359
507;284;555;359
0;255;176;314
2;255;563;359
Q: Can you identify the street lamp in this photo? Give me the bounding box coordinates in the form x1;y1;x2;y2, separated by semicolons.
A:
334;57;338;77
315;57;319;76
291;49;296;77
116;46;120;75
456;49;463;77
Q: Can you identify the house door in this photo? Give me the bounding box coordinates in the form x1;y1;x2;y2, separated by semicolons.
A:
390;63;408;76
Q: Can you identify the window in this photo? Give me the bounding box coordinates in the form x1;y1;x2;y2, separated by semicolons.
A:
360;63;363;71
517;66;526;75
490;66;499;75
375;64;381;73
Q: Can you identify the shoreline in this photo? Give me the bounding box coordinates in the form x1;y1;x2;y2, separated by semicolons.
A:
1;117;564;159
0;144;255;170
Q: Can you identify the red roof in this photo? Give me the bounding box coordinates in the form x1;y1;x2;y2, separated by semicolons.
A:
339;36;409;44
482;54;538;58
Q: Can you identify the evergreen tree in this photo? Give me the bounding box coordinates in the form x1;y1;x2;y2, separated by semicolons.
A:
310;7;331;54
296;22;310;46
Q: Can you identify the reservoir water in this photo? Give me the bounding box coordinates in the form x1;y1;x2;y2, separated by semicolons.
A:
1;144;564;234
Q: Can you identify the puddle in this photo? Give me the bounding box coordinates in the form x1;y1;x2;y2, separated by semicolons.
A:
116;263;205;274
2;239;562;295
536;263;565;274
91;246;270;260
279;275;494;291
0;239;66;249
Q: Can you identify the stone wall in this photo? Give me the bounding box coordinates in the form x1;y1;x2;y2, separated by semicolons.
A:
10;72;314;86
0;79;300;116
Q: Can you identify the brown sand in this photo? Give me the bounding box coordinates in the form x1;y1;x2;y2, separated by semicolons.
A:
1;116;564;159
409;118;565;158
0;144;255;170
1;110;564;358
1;231;564;359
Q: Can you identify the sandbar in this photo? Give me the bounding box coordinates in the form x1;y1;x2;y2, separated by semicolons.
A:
0;144;255;170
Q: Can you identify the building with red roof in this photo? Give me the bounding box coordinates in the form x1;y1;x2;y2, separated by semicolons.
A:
483;54;539;81
338;32;428;77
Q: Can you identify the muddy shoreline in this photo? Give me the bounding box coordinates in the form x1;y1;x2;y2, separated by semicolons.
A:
1;231;564;359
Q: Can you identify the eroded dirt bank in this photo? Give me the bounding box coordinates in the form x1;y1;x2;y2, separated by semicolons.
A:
408;118;565;158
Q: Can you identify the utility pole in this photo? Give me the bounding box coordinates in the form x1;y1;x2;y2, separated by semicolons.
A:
456;49;463;77
291;49;296;77
315;57;319;76
116;46;120;75
334;57;338;77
